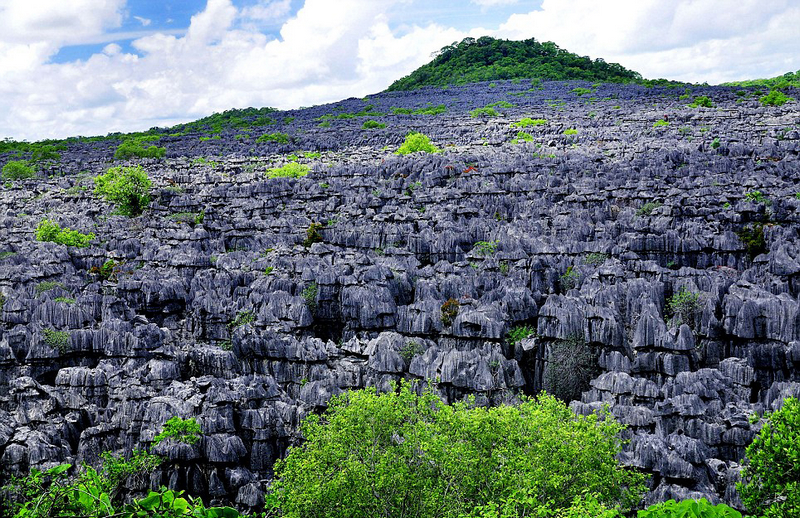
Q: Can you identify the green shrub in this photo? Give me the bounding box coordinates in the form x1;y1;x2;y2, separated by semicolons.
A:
473;240;498;256
256;132;290;144
113;139;165;160
560;266;580;291
470;106;500;117
653;119;669;128
638;498;741;518
563;128;578;135
303;222;323;247
153;416;202;446
744;190;768;203
440;297;460;326
396;133;439;155
266;162;310;179
30;145;61;163
35;219;95;247
710;137;721;149
636;201;661;216
507;325;536;347
513;117;547;128
89;259;119;281
583;252;608;266
513;131;534;143
273;381;646;518
737;223;767;260
302;282;318;311
760;89;793;107
362;120;386;129
399;340;425;363
229;309;255;329
689;95;713;108
543;336;598;403
2;160;36;180
53;297;75;304
738;397;800;517
43;328;70;353
667;286;702;327
572;87;594;96
35;281;65;295
94;165;152;216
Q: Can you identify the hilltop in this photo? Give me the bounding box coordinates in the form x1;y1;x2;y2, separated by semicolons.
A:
387;36;643;91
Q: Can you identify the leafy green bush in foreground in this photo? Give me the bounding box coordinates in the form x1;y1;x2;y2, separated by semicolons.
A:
395;132;439;155
273;381;646;518
2;160;36;180
94;165;152;216
265;162;309;179
35;219;95;247
638;498;741;518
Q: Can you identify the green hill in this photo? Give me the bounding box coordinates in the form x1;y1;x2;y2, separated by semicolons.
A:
722;70;800;90
386;36;643;91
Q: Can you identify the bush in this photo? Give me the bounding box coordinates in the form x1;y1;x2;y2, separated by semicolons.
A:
302;282;318;311
667;287;702;327
564;128;578;135
35;219;95;247
113;139;165;160
513;117;547;128
638;498;741;518
440;297;460;326
256;132;290;144
2;160;35;180
94;165;152;216
362;120;386;129
470;106;500;117
543;336;598;402
760;89;793;107
303;222;323;246
636;201;662;216
396;132;439;155
153;416;202;446
689;95;713;108
272;382;646;518
42;328;70;353
738;397;800;517
507;325;536;347
737;223;767;261
266;163;310;179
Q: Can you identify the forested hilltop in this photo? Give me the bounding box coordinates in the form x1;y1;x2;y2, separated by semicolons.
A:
387;36;643;91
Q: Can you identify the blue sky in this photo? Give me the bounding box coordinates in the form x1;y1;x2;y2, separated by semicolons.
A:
1;0;798;140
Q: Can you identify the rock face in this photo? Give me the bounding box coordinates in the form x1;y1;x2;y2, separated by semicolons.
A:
0;79;799;510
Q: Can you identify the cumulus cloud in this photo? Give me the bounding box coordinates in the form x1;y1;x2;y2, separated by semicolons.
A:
496;0;800;83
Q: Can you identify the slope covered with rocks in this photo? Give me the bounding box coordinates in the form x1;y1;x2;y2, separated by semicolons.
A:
1;79;799;511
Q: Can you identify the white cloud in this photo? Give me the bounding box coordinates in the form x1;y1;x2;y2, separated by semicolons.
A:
133;15;151;27
1;0;799;140
472;0;519;6
495;0;800;83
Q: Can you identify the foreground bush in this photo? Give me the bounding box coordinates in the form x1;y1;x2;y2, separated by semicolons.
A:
273;382;646;518
738;397;800;517
94;165;152;216
265;162;309;179
35;219;95;247
638;498;741;517
2;160;35;180
395;132;439;155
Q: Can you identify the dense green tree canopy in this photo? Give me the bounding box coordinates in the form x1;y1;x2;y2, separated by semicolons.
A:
387;37;643;91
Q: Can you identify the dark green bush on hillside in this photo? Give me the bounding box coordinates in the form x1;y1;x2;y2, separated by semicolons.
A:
396;132;439;155
94;165;152;216
35;219;95;247
738;397;800;517
273;381;646;518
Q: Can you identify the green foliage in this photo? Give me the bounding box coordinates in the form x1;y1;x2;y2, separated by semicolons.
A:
583;252;608;266
2;160;36;180
90;260;119;281
387;36;642;91
744;190;768;203
710;137;721;149
636;201;662;216
488;100;514;108
572;87;594;96
303;222;324;247
362;120;386;129
473;240;498;256
35;219;95;247
653;119;670;128
256;132;290;144
440;297;460;326
560;265;580;291
544;336;598;403
396;132;440;155
689;95;713;108
723;70;800;90
759;89;794;107
120;488;241;518
169;210;205;225
35;281;65;295
737;223;767;261
738;397;800;517
272;382;646;518
512;131;534;143
266;162;310;179
43;328;70;353
470;106;500;117
54;297;75;304
513;117;547;128
94;165;152;216
563;128;578;135
302;282;318;311
399;340;425;363
638;498;741;518
393;104;448;116
153;416;202;446
229;310;255;330
667;287;702;327
507;325;536;347
264;266;274;275
113;139;165;160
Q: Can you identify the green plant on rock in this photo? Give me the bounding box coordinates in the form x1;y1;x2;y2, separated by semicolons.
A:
94;165;152;216
560;266;580;292
744;190;768;203
90;259;120;282
399;340;425;364
563;128;578;135
710;137;721;149
760;89;793;107
153;416;202;446
396;132;439;155
229;309;255;329
583;252;608;266
2;160;36;180
266;162;309;179
113;138;165;160
512;131;534;143
470;106;500;118
737;397;800;518
636;201;661;216
667;286;702;327
737;223;767;261
272;381;646;518
507;325;536;348
513;117;547;128
43;328;70;353
653;119;669;128
302;282;319;311
34;281;65;295
303;222;324;247
689;95;713;108
362;120;386;129
256;132;290;144
440;297;460;326
35;219;95;247
543;336;599;403
473;240;498;257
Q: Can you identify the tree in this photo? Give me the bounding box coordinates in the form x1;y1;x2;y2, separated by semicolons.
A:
94;165;152;216
273;381;646;518
738;397;800;517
